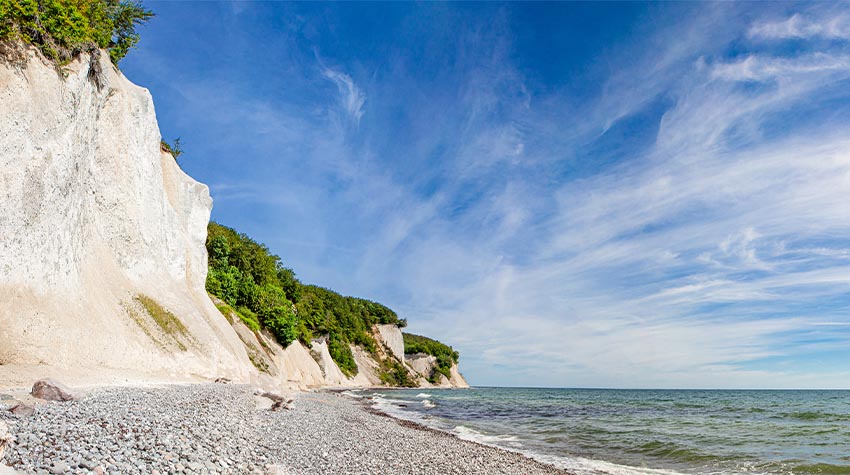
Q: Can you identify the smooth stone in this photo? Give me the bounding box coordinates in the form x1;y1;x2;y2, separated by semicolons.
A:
8;402;34;417
49;462;68;474
31;379;76;402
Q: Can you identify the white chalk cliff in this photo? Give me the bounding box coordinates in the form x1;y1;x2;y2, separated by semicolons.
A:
0;47;253;385
0;47;468;390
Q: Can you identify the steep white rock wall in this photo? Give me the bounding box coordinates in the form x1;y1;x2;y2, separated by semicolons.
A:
406;353;438;381
274;340;327;388
0;48;253;382
448;364;469;388
309;339;350;386
350;345;382;386
374;324;405;362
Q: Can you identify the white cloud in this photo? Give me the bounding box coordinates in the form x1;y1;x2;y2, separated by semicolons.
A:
322;68;366;123
749;13;850;40
710;53;850;82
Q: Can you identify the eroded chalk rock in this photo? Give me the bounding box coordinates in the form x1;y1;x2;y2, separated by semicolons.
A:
254;391;294;411
31;379;76;402
8;402;34;417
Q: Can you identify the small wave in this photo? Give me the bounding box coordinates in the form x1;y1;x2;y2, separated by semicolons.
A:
784;411;850;422
422;400;436;408
636;440;722;463
416;393;431;398
532;453;693;475
793;463;850;475
672;402;706;409
453;425;521;446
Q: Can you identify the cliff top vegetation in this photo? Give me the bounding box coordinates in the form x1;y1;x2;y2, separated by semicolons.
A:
0;0;152;65
205;222;425;378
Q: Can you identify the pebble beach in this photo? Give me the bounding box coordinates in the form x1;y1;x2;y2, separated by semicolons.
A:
1;384;567;475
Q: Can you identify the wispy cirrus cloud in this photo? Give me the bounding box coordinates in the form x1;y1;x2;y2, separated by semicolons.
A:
322;68;366;124
709;53;850;82
749;13;850;40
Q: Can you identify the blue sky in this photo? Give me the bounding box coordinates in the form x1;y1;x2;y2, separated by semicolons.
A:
123;2;850;389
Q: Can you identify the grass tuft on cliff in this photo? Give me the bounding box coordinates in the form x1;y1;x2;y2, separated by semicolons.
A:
0;0;153;65
403;333;459;383
135;294;188;339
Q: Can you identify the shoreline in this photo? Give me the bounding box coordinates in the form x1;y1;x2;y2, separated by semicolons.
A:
345;389;582;475
1;382;570;475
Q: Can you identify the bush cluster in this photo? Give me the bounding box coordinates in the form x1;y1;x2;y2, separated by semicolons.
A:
206;223;300;347
0;0;152;65
379;357;417;387
205;222;408;376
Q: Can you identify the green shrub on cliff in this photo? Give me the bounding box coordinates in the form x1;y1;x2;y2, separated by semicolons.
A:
205;222;407;377
160;138;182;158
327;332;357;377
379;358;417;387
0;0;153;65
262;304;297;347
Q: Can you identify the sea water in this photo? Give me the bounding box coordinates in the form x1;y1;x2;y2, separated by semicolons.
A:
353;387;850;475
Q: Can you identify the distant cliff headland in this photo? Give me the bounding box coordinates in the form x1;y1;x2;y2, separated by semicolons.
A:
0;0;466;390
204;222;468;388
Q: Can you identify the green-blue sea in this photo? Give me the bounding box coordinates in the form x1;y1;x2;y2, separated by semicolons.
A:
353;388;850;475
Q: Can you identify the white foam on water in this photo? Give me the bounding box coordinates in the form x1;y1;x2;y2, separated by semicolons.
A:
452;425;522;447
421;399;436;408
532;453;691;475
449;425;708;475
532;455;774;475
370;394;431;425
416;393;431;398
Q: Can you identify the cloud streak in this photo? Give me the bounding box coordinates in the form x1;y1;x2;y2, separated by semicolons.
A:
749;13;850;40
322;68;366;124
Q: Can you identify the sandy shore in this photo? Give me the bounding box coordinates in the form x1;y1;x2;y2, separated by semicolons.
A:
1;383;567;475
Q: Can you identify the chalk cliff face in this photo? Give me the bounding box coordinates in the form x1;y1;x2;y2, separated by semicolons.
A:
0;48;254;384
406;353;469;388
0;48;468;390
375;324;405;362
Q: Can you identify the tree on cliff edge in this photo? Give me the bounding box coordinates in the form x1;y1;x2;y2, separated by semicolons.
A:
0;0;153;65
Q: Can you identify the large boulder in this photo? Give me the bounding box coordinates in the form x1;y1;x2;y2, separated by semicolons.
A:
31;379;76;402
